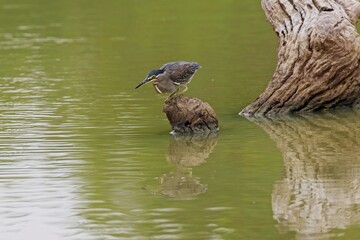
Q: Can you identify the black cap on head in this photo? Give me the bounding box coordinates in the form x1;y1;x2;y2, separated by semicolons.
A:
146;69;164;79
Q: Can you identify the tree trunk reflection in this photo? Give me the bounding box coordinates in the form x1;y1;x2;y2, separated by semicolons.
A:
255;111;360;239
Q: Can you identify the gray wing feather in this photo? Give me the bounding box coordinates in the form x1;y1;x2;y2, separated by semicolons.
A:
161;61;201;85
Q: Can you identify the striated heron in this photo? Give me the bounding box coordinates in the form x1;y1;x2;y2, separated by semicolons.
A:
135;61;201;98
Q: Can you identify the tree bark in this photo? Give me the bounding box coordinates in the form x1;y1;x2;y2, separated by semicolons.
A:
240;0;360;117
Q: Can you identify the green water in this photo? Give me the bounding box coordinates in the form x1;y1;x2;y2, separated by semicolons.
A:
1;1;360;239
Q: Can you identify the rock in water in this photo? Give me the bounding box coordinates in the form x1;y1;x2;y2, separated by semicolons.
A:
163;96;219;134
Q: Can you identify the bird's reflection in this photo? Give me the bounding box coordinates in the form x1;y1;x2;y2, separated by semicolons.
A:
253;111;360;240
153;133;218;198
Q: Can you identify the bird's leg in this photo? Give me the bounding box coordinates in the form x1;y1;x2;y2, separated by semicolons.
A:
168;88;180;99
179;85;188;95
167;85;189;100
152;82;164;94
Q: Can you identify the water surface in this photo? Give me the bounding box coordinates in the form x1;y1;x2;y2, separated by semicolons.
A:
1;1;360;239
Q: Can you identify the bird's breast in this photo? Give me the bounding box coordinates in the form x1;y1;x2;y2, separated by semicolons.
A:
152;80;178;94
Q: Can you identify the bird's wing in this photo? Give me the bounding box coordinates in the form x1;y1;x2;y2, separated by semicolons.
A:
162;62;201;85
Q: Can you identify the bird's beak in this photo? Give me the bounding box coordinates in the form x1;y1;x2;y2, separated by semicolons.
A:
135;77;154;89
135;73;157;89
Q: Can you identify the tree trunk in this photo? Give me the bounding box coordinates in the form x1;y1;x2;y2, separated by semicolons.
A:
240;0;360;117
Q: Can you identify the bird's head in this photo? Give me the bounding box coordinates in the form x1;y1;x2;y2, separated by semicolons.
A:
135;69;165;89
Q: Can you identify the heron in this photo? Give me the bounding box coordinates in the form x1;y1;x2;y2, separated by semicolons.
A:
135;61;201;98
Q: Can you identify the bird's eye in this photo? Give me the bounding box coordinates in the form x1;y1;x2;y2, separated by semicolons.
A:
148;75;156;80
